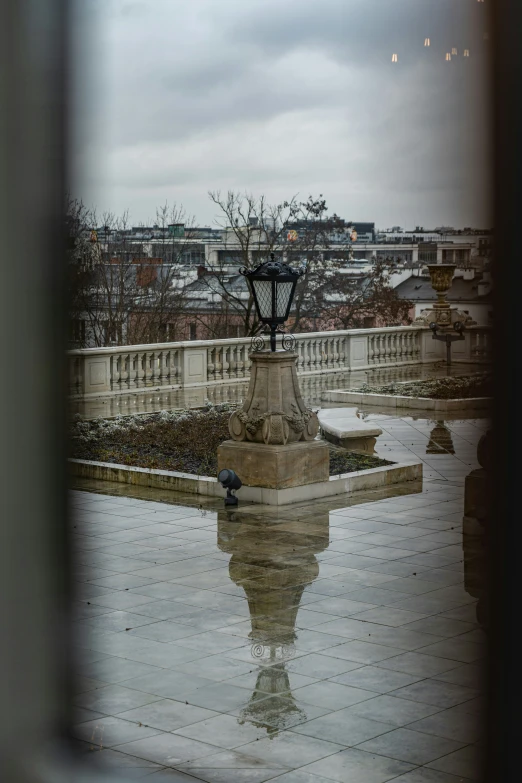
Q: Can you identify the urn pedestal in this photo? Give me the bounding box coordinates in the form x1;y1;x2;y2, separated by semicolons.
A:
217;351;329;489
414;264;476;329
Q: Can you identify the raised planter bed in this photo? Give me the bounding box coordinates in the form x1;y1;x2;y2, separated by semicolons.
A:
69;404;422;506
323;390;490;412
69;457;422;507
323;374;492;412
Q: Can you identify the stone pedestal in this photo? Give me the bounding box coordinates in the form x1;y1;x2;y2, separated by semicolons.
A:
228;351;319;444
220;350;329;489
217;439;329;489
414;264;476;329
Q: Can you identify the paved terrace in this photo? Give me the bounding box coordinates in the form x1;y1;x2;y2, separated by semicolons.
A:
71;413;487;782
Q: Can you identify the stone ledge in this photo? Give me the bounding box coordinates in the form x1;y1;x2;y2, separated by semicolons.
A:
322;390;491;412
68;457;422;507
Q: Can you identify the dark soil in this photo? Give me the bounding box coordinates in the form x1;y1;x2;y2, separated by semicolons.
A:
354;373;492;400
70;405;393;477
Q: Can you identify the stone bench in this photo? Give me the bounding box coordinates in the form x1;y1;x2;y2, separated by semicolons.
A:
318;408;383;453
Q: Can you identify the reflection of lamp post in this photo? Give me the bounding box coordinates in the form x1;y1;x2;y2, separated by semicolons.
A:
217;509;329;733
240;253;303;352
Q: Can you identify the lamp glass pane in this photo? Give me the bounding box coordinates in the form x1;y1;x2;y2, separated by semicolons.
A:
252;279;273;319
276;281;294;318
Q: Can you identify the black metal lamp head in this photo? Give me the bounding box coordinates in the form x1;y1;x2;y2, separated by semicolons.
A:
218;468;242;506
240;253;304;351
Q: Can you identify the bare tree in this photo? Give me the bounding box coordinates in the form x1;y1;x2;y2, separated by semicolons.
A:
66;200;193;347
297;257;413;331
198;191;351;337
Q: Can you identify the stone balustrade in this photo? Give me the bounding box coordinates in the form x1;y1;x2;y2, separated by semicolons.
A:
68;325;492;398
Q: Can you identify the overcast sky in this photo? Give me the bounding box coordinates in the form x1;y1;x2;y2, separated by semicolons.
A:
72;0;491;230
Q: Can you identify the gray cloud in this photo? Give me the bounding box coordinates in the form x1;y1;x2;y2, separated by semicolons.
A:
73;0;491;228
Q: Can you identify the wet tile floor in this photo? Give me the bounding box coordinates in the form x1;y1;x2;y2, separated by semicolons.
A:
71;414;488;782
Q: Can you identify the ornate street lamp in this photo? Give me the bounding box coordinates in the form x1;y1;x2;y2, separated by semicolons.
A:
240;253;303;352
219;251;326;491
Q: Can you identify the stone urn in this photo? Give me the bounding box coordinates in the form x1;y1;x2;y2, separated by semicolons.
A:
427;263;456;311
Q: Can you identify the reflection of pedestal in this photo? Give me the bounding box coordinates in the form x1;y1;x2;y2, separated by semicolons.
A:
217;510;329;732
427;422;455;455
218;351;329;489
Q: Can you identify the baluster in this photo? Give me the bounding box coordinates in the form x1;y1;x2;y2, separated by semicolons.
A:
402;332;413;362
391;333;397;363
173;349;181;384
308;338;314;372
302;338;309;372
136;352;145;387
367;335;374;365
221;344;227;380
308;338;315;372
228;345;237;380
110;354;119;391
149;352;156;386
382;334;387;364
145;351;152;386
331;337;338;368
207;348;215;381
119;353;127;388
151;351;159;385
215;347;223;380
372;334;379;365
317;337;326;370
127;352;136;388
295;339;303;373
159;350;168;386
299;339;306;372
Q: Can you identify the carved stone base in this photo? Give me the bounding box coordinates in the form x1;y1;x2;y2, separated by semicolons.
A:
228;351;319;445
217;439;329;489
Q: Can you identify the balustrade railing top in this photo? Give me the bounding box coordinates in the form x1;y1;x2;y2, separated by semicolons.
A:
68;325;491;398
